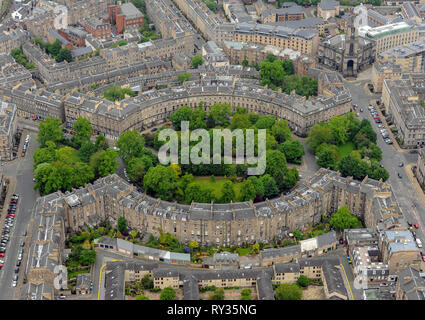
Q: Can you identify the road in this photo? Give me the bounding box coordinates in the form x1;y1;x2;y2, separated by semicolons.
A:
344;79;425;250
0;131;38;300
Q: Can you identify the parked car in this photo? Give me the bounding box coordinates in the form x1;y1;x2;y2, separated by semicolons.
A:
416;238;423;248
398;173;402;178
399;162;404;167
414;223;419;229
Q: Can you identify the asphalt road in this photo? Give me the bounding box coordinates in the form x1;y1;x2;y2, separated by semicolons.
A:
344;80;425;249
0;131;38;300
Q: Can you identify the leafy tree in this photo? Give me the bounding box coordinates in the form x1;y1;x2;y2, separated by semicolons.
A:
275;283;302;300
230;113;251;130
144;165;178;201
242;58;249;67
141;274;154;289
185;184;215;203
265;150;288;181
118;217;128;233
192;55;204;68
330;206;362;231
260;59;285;89
316;149;337;169
38;117;63;147
73;118;93;148
56;47;72;63
210;103;231;127
170;106;193;130
271;120;291;143
72;162;95;188
177;72;191;84
220;181;236;203
283;167;299;189
116;131;146;163
239;180;257;202
33;141;56;168
306;124;333;153
338;155;369;180
297;275;310;287
160;287;176;300
247;176;265;198
210;288;225;300
278;140;305;163
95;134;109;151
79;249;96;266
259;174;279;198
179;173;194;191
255;115;276;130
328;115;350;145
368;162;389;181
94;149;119;177
190;106;207;130
127;157;146;184
248;113;260;125
78;141;97;163
241;288;251;300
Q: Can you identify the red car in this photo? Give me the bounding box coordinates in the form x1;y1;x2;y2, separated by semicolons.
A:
421;252;425;262
7;214;15;217
21;152;25;157
0;253;4;257
414;223;419;229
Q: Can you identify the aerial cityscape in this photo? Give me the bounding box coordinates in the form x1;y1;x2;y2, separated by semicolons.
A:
0;0;424;304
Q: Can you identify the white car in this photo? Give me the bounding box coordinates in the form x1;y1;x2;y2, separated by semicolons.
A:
12;281;17;287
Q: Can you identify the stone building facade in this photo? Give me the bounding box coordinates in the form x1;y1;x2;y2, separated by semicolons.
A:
318;15;375;78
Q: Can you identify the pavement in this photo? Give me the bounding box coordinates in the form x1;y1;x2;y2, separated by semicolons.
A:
0;131;39;300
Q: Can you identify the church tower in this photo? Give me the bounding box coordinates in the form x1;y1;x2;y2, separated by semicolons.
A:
343;14;359;78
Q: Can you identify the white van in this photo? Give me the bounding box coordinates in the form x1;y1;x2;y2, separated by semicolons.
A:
416;238;422;248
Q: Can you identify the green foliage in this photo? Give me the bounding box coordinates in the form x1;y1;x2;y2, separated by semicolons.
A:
136;294;149;300
115;130;146;163
330;206;362;231
230;113;251;130
91;149;119;177
118;217;128;233
185;183;215;203
259;174;279;198
210;288;225;300
160;287;176;300
297;275;310;287
56;47;72;63
38;117;63;147
144;165;178;201
177;72;191;84
10;47;34;69
306;124;333;153
255;115;276;130
271;120;291;143
278;140;305;163
73;118;93;148
110;40;128;48
316;148;337;170
241;288;251;300
220;181;236;203
95;134;109;151
275;283;302;300
239;180;257;202
203;0;216;12
170;105;193;130
103;86;136;101
210;103;232;127
293;230;304;241
192;55;204;68
338;155;369;180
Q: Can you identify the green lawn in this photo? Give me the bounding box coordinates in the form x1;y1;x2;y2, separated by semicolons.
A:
189;177;243;200
336;142;355;160
236;247;251;256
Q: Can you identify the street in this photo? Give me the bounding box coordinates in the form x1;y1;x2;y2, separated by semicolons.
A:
343;79;425;251
0;131;38;300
